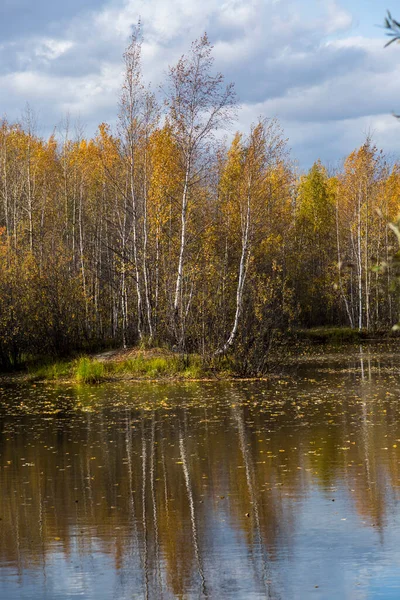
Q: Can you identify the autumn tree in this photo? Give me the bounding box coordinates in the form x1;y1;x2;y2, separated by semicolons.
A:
217;119;292;359
336;141;388;330
164;33;236;347
292;161;336;325
0;29;399;372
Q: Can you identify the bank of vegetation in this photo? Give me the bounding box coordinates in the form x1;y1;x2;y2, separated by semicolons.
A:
27;352;211;384
1;25;400;376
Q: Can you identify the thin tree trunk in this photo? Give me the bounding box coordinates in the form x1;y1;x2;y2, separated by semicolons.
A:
357;187;363;330
27;137;34;253
130;158;143;341
364;185;370;330
336;196;353;328
79;183;89;329
216;192;251;354
142;150;153;341
174;163;190;315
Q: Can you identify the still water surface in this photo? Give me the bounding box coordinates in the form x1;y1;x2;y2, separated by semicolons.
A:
1;349;400;599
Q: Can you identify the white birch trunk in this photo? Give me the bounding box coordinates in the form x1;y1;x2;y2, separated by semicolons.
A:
335;196;353;328
216;192;251;354
142;151;153;341
357;187;363;330
130;159;143;341
174;163;190;314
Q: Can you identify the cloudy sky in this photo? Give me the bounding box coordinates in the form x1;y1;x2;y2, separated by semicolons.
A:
0;0;398;168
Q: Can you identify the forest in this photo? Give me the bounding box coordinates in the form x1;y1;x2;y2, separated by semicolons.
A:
1;27;400;372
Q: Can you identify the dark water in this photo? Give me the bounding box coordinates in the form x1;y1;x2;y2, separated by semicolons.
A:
2;349;400;599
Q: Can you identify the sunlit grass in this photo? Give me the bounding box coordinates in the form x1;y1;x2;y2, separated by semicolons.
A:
27;351;216;383
75;357;105;384
104;353;205;379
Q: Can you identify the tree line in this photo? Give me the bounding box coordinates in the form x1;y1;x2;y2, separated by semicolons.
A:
0;27;399;370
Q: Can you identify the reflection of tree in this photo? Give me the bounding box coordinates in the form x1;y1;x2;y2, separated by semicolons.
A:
141;415;149;599
232;401;277;599
2;373;400;597
150;412;162;597
179;425;208;597
124;409;139;559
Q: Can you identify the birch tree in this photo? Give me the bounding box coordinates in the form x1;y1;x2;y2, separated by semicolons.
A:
118;22;146;342
217;119;288;354
165;33;236;345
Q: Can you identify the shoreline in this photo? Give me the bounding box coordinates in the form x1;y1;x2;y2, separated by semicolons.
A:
1;335;399;385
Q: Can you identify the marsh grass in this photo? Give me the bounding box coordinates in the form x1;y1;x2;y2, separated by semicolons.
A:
28;360;72;381
27;351;216;383
75;357;105;383
104;353;206;379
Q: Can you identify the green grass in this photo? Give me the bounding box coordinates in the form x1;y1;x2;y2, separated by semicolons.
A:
28;360;72;381
104;353;205;379
75;357;105;384
30;356;107;384
27;351;212;384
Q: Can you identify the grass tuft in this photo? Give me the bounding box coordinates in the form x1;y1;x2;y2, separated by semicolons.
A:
75;357;105;384
27;350;208;383
28;361;71;381
103;353;205;379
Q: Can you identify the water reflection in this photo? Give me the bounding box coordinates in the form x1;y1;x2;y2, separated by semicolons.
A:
1;351;400;597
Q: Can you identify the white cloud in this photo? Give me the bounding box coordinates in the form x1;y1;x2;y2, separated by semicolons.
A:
325;0;353;33
35;39;74;61
0;0;399;168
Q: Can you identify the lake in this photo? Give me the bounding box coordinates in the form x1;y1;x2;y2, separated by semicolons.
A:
1;347;400;599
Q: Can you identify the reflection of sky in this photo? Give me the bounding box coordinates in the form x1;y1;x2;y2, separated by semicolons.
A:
288;486;389;599
3;487;400;599
0;545;117;599
3;354;400;597
0;534;147;600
